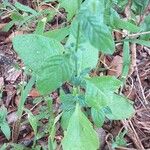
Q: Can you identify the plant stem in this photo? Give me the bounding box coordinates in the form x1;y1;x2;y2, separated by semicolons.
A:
75;23;80;77
12;76;35;142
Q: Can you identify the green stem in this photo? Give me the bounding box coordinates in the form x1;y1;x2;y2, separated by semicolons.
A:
75;23;80;77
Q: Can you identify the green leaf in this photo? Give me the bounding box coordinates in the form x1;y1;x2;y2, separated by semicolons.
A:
0;106;11;140
0;143;7;150
2;20;15;32
59;0;82;21
91;108;105;127
62;104;99;150
130;39;150;47
0;122;11;140
140;15;150;40
132;0;149;15
79;16;115;54
61;110;74;130
11;12;24;21
17;76;35;117
104;8;140;32
13;34;72;95
26;110;38;135
112;18;140;32
66;34;98;74
44;26;70;41
14;2;37;15
77;0;115;54
106;94;135;120
34;18;47;35
50;113;62;141
60;92;76;111
121;41;130;79
112;130;127;148
85;76;121;109
36;55;72;94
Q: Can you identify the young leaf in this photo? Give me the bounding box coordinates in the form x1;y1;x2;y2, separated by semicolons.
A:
2;20;15;32
0;122;11;140
91;108;105;127
85;76;121;109
0;106;10;140
17;76;35;116
34;18;47;35
13;34;73;95
62;104;99;150
106;94;135;120
112;130;127;148
26;110;38;135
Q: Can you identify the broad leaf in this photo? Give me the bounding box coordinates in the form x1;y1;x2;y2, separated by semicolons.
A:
91;108;105;127
85;76;121;109
106;94;135;120
62;104;99;150
77;0;115;54
36;55;72;94
13;34;72;95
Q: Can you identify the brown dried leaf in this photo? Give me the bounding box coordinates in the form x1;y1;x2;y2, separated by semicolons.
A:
6;69;22;83
0;23;7;30
107;55;123;77
7;111;18;124
5;31;24;43
29;88;40;98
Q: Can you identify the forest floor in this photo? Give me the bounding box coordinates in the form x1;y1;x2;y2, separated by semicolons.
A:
0;0;150;150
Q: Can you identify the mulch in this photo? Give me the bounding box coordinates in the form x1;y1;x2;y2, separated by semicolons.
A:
0;0;150;149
